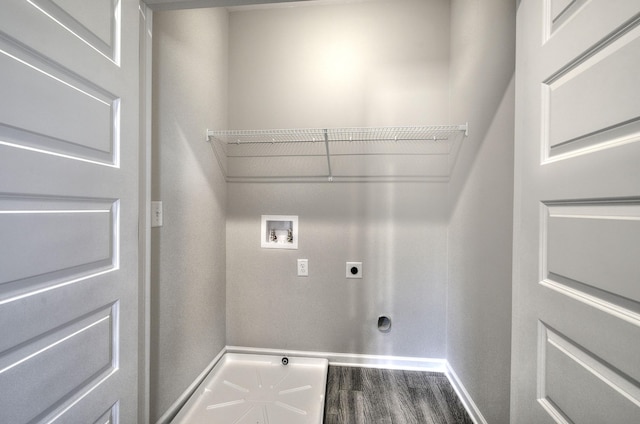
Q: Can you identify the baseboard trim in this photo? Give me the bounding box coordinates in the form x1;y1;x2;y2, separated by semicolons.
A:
226;345;446;372
157;347;488;423
155;347;226;424
444;361;488;424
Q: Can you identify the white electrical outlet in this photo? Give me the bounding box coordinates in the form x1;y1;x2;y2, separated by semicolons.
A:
346;262;362;279
151;201;163;227
297;259;309;277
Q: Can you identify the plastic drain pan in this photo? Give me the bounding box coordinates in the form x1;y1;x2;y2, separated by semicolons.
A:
172;353;329;424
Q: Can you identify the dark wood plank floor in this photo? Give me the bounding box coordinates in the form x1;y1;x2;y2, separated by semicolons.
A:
323;366;473;424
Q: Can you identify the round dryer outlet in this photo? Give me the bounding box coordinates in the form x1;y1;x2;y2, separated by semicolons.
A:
346;262;362;279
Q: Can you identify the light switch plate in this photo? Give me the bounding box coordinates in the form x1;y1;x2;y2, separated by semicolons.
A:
151;201;163;227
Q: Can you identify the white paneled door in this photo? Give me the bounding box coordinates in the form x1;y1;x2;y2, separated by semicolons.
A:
513;1;640;423
0;1;139;422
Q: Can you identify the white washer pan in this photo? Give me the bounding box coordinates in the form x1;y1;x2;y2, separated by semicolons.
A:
172;353;328;424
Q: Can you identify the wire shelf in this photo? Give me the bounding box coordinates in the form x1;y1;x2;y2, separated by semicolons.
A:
207;125;467;144
206;124;468;182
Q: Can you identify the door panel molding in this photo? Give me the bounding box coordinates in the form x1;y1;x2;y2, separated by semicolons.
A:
539;199;640;327
0;31;119;166
27;0;120;64
544;0;589;42
541;13;640;163
0;195;118;304
543;201;640;297
92;402;119;424
0;302;119;424
541;276;640;328
537;322;640;423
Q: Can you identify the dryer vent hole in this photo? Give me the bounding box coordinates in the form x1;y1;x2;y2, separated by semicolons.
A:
377;316;392;333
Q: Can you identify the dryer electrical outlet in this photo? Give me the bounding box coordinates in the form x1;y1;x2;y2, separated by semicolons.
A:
346;262;362;279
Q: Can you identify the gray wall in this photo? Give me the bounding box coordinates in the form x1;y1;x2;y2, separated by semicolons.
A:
228;0;450;129
226;182;448;357
150;0;518;421
150;8;228;422
448;0;516;203
446;0;516;423
224;0;452;358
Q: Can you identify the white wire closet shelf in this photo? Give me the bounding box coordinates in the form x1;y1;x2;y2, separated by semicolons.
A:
206;124;468;182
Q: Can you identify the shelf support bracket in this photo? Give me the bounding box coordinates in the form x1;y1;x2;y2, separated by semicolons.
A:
460;123;469;137
323;128;333;182
205;129;215;142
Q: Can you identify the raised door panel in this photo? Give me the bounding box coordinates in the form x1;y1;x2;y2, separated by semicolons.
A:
539;323;640;424
0;0;139;422
513;1;640;423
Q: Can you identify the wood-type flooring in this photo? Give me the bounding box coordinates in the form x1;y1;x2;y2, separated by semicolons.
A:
323;366;474;424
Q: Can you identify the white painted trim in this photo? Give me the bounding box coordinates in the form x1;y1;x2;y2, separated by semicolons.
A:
445;361;488;424
157;347;490;423
226;345;446;372
138;3;153;424
155;347;227;424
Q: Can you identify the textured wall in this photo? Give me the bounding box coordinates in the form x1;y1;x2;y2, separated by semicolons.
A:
228;0;450;129
150;1;517;421
446;0;516;423
225;0;452;359
447;0;516;204
226;182;448;358
150;8;228;422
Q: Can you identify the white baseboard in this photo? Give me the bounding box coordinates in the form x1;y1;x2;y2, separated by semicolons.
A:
226;345;446;372
157;347;489;424
155;347;226;424
445;361;488;424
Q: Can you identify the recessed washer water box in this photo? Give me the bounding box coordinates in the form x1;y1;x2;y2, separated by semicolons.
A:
172;353;328;424
261;215;299;249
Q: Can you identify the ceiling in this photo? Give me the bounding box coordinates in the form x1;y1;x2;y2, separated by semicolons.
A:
143;0;318;11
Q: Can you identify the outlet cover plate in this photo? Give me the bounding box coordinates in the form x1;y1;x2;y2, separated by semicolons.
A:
346;262;362;279
297;259;309;277
151;201;163;227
